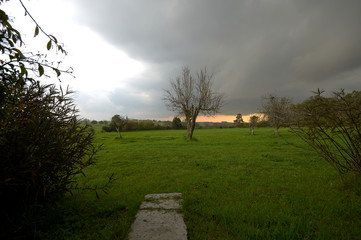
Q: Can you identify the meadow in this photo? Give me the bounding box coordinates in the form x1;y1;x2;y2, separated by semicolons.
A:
38;127;361;239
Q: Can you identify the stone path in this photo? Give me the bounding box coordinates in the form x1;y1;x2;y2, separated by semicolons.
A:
127;193;187;240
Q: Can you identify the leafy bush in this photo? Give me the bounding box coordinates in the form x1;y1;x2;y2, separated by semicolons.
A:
291;89;361;175
172;117;183;129
138;120;156;130
102;125;116;132
102;119;159;132
0;77;100;235
0;4;104;237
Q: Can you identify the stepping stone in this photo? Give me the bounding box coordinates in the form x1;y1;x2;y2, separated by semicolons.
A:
127;193;187;240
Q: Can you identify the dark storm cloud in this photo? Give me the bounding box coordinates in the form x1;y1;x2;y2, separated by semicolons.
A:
71;0;361;116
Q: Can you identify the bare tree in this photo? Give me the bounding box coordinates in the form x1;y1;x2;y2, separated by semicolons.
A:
164;67;223;139
249;115;259;135
262;94;292;136
111;114;128;139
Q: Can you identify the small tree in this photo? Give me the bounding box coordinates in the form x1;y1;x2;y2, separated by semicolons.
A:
234;113;244;127
111;114;128;138
249;115;259;135
164;66;223;139
291;89;361;176
262;94;292;136
172;117;183;129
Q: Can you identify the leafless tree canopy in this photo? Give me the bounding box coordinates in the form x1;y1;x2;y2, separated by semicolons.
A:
262;94;292;136
163;66;223;139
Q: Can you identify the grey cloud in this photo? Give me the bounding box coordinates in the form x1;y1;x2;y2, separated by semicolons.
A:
108;87;169;119
71;0;361;117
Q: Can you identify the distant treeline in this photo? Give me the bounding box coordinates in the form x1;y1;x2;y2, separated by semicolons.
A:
85;118;272;132
101;119;172;132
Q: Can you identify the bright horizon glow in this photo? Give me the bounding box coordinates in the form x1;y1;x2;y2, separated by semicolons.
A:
159;114;262;123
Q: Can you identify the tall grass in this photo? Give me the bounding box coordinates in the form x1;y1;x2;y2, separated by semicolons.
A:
38;128;361;239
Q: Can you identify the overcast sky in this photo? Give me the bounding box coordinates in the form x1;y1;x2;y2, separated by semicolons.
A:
3;0;361;121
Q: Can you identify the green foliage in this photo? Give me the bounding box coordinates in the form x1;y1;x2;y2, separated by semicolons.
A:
126;119;139;131
291;89;361;175
0;1;71;80
249;115;259;135
0;77;100;237
102;124;116;133
137;119;156;130
172;116;183;129
234;113;244;127
111;114;128;138
0;2;98;237
250;115;259;123
103;119;163;132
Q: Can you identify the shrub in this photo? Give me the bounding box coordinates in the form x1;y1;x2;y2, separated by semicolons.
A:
102;125;116;132
291;89;361;175
0;77;100;234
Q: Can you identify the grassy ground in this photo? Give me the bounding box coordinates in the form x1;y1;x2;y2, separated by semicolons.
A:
38;127;361;239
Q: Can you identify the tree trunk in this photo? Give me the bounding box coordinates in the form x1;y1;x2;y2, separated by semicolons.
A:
116;128;122;139
186;118;192;139
274;127;279;136
187;125;193;139
251;127;254;135
186;118;196;139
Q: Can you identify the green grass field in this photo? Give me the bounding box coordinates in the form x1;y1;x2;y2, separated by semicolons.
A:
38;127;361;239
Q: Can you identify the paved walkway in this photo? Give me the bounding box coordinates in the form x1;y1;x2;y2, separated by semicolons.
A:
127;193;187;240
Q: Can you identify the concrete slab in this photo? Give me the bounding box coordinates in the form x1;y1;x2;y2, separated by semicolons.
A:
127;193;187;240
140;198;182;210
144;193;182;200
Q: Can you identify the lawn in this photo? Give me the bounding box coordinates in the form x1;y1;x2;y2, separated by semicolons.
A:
38;127;361;239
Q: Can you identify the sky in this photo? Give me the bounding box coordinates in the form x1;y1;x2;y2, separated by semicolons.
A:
2;0;361;122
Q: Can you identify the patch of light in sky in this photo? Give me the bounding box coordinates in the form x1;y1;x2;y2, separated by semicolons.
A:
3;0;145;93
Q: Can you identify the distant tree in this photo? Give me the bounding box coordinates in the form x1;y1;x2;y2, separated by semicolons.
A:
164;66;223;139
111;115;128;138
234;113;244;127
172;117;183;129
82;118;91;124
249;115;259;135
262;94;292;136
291;89;361;176
91;120;98;124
